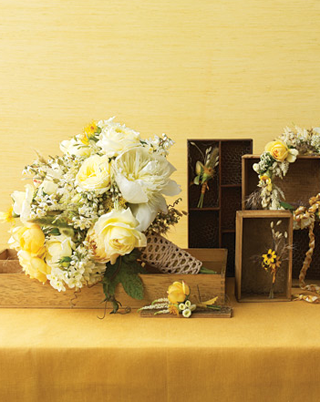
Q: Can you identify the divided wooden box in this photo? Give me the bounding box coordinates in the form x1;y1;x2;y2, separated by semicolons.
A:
188;139;252;276
235;210;293;302
0;248;227;309
242;154;320;280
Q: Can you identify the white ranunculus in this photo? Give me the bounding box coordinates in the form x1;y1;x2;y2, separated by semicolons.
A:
113;147;181;231
86;208;147;264
46;234;73;266
97;118;141;158
60;138;91;157
11;184;34;223
75;155;111;193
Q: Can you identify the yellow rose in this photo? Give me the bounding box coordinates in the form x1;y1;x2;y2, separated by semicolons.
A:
86;208;147;264
265;140;298;163
167;281;190;304
9;224;45;256
18;250;51;284
75;155;111;193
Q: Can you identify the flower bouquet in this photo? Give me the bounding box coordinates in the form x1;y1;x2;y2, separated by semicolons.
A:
0;118;189;313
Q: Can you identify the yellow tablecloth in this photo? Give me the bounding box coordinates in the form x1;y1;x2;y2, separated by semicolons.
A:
0;281;320;402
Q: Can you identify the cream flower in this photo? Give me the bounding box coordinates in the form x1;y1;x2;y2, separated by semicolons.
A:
75;155;111;193
114;147;181;231
18;250;51;284
86;208;146;264
97;118;141;158
11;184;34;223
46;234;73;266
60;138;92;157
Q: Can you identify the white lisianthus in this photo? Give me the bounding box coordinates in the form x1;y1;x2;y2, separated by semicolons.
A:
11;184;34;223
75;155;111;193
113;147;181;231
97;118;141;158
60;138;91;157
46;234;73;266
39;179;59;195
86;208;147;264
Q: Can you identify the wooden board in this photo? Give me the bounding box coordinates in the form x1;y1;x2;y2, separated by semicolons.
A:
0;248;227;309
140;306;232;318
235;210;293;302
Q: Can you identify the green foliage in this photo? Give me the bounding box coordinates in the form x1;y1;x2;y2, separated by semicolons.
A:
279;201;295;210
102;250;145;314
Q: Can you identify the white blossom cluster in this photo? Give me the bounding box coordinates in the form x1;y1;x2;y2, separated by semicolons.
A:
48;245;106;292
279;126;320;154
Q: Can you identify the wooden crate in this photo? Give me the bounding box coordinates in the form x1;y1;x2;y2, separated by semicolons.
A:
0;248;227;309
242;154;320;280
235;210;293;302
242;154;320;209
187;139;253;277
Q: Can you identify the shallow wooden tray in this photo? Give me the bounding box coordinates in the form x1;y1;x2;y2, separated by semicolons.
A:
0;248;227;309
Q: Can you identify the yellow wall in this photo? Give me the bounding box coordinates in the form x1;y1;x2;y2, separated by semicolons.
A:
1;0;320;249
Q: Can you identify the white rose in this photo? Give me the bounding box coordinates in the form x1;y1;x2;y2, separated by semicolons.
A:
113;147;181;231
46;234;73;266
60;138;91;157
11;184;34;223
86;208;147;264
97;118;141;158
75;155;111;193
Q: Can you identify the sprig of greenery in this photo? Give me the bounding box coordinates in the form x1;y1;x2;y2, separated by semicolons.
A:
102;249;146;314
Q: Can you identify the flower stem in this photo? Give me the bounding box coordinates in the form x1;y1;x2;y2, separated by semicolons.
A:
269;282;275;299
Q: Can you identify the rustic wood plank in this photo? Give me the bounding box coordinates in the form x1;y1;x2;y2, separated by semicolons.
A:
140;306;232;318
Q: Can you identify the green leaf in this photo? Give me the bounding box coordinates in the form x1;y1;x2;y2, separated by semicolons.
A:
101;251;145;313
279;201;295;210
119;264;144;300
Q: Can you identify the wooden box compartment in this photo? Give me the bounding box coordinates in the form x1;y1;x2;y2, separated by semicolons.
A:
242;155;320;209
235;211;293;302
0;248;227;309
242;154;320;280
188;139;253;277
188;210;220;248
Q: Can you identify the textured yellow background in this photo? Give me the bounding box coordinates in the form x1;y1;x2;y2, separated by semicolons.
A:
1;0;320;249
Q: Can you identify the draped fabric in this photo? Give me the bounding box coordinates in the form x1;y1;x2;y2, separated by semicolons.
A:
0;281;320;401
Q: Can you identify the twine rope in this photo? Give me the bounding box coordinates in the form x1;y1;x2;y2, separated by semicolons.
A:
293;195;320;302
